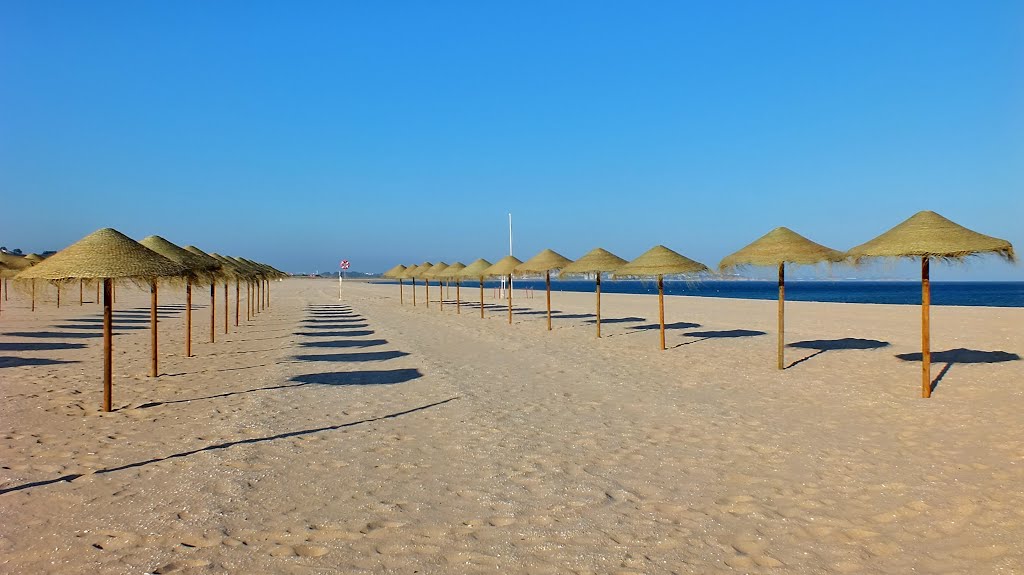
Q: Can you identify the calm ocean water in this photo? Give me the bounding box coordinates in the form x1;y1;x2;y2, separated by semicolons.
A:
388;280;1024;308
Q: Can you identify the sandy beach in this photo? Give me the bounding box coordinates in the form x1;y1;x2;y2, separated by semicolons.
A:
1;277;1022;574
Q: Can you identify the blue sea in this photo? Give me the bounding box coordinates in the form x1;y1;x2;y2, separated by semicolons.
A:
389;280;1024;308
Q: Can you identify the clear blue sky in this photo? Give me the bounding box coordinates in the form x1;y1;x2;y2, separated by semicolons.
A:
2;1;1021;279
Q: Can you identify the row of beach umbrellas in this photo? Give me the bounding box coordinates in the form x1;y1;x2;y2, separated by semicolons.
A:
381;211;1015;398
1;228;286;412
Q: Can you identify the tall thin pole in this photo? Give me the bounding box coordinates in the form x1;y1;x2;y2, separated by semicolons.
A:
399;279;404;305
922;257;931;398
210;282;216;343
658;275;665;351
102;278;113;412
507;274;513;324
509;213;514;294
595;274;602;338
545;270;552;331
96;281;100;304
778;263;785;370
439;280;444;312
224;283;228;334
235;281;240;327
412;278;417;306
265;280;270;308
456;279;461;314
31;279;35;312
426;279;430;309
480;278;485;318
150;281;158;378
56;282;60;308
185;280;192;357
79;279;83;305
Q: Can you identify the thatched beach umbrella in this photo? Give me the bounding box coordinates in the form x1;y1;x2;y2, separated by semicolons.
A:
847;210;1015;398
139;236;217;374
225;256;258;319
719;227;845;370
458;259;494;319
15;228;186;411
422;262;449;310
1;253;33;315
382;264;408;304
515;249;573;331
559;248;628;338
482;255;523;324
403;262;433;307
210;254;244;333
441;262;466;313
614;246;709;350
183;246;225;344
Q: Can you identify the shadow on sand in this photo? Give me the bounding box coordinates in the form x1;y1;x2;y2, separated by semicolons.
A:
0;397;457;496
298;339;388;349
675;329;766;347
895;348;1022;393
0;356;80;368
291;351;411;363
786;338;890;369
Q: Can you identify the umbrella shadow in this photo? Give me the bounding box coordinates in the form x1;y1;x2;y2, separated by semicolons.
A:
293;330;375;337
0;356;81;368
0;397;457;496
292;351;411;363
4;331;103;339
51;324;149;331
554;313;597;320
785;338;891;369
299;339;388;349
65;317;152;325
303;318;364;324
618;319;700;333
895;348;1022;394
0;342;88;351
676;329;766;347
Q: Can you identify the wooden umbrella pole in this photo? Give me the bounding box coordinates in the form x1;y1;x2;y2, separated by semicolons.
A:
440;280;444;312
399;279;404;305
426;279;430;309
31;279;35;312
778;262;785;370
56;283;61;308
265;280;270;308
103;278;113;412
456;280;461;314
150;281;158;378
185;280;192;357
507;274;513;324
922;257;931;398
658;275;666;351
596;274;602;338
210;282;216;343
412;278;416;306
546;270;552;331
235;281;240;327
79;279;83;305
223;283;228;334
96;281;100;304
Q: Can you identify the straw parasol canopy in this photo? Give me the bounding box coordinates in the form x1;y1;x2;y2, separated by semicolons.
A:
23;253;45;264
614;245;709;350
382;264;409;304
15;228;187;412
513;249;573;331
440;262;466;312
0;252;32;278
720;227;845;370
846;210;1015;398
559;247;628;338
422;262;449;308
482;255;523;324
402;262;433;306
140;236;219;281
459;258;494;319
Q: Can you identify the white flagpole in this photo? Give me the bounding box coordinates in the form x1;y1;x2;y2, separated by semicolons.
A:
508;212;513;295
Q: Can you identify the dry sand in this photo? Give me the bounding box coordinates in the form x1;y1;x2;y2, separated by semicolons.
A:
1;277;1022;574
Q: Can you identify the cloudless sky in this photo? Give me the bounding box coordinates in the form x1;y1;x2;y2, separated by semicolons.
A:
2;1;1022;279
